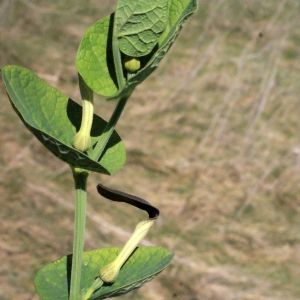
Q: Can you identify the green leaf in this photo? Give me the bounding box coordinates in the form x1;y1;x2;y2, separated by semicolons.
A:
114;0;168;57
108;0;198;100
34;246;174;300
76;0;197;99
1;65;126;174
76;15;119;98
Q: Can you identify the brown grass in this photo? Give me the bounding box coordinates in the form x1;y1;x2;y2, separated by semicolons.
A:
1;0;300;299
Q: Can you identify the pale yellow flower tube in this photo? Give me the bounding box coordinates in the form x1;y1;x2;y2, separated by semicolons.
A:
72;75;94;152
99;219;155;283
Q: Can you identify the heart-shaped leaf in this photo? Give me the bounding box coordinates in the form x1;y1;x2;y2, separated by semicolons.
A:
1;65;126;174
114;0;168;57
76;15;118;98
76;0;197;98
109;0;198;100
34;246;174;300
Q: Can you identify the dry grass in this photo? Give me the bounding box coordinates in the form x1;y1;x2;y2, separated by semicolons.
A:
1;0;300;299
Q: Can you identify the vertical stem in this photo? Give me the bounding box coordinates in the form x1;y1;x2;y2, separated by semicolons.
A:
89;22;131;161
90;96;129;161
69;167;89;300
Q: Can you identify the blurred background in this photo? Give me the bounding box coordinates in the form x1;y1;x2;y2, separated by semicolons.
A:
1;0;300;299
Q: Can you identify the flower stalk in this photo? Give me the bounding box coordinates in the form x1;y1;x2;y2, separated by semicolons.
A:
81;278;103;300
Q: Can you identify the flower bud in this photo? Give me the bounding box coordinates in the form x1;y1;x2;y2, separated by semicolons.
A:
124;56;141;73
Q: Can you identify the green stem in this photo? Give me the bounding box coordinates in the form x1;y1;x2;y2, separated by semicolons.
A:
69;167;89;300
90;96;129;161
90;26;132;162
112;38;126;91
111;12;126;92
